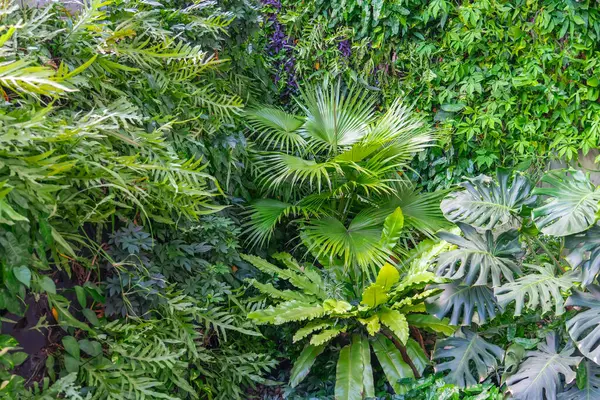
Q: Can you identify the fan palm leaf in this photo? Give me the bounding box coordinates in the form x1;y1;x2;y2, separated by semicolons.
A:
245;107;306;151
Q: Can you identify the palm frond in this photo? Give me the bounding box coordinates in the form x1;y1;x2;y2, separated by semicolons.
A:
299;80;376;154
243;199;300;248
246;107;306;151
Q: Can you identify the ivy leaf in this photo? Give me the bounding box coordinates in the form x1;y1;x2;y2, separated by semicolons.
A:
533;170;600;237
507;333;581;400
290;344;325;387
441;169;535;230
433;328;504;388
495;263;575;316
435;223;522;287
426;282;499;326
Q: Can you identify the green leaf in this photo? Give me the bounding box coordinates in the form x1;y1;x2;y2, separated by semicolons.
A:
38;276;56;294
405;314;455;336
433;328;504;388
495;263;575;316
13;266;31;288
323;299;353;314
335;337;363;400
560;360;600;399
381;207;404;250
82;308;99;326
358;315;381;336
375;263;400;291
565;286;600;364
436;223;522;287
426;282;498;326
405;338;429;377
361;284;389;308
78;340;102;357
371;334;414;393
533;170;600;237
309;326;345;346
248;300;325;325
507;333;581;399
74;286;86;308
290;344;325;387
441;169;535;230
378;308;408;344
51;228;76;257
293;321;333;343
441;103;466;112
64;355;80;374
62;336;80;360
357;335;374;398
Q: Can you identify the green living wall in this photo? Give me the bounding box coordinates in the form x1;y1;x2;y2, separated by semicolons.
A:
253;0;600;189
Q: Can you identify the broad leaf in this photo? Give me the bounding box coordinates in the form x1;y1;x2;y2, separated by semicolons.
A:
310;327;345;346
335;336;363;400
565;225;600;287
357;335;374;398
433;328;504;387
381;207;404;250
290;344;325;387
435;223;522;286
293;321;333;343
566;286;600;364
248;300;324;325
358;315;381;336
361;284;389;308
405;314;456;336
533;170;600;237
507;333;581;400
378;308;408;344
405;338;429;377
427;282;498;326
375;262;400;290
371;334;414;393
441;169;535;230
559;360;600;400
495;263;575;316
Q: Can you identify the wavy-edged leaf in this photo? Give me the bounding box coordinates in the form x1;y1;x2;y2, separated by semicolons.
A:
441;169;535;230
495;263;575;316
358;315;381;336
247;300;324;325
378;308;408;344
290;344;325;387
507;333;581;400
361;284;389;309
427;282;498;326
435;223;522;286
559;360;600;400
433;328;504;388
566;286;600;364
245;107;305;151
293;321;333;343
371;334;414;393
310;326;346;346
335;336;363;400
533;170;600;237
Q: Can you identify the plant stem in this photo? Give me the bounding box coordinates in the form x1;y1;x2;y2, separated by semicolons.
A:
532;236;565;273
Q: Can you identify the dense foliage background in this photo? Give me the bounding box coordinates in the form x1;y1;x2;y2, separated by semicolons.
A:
2;0;600;399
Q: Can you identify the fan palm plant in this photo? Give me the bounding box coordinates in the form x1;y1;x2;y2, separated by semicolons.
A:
244;81;449;275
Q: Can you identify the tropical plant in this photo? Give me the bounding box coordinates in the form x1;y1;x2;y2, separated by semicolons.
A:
244;80;449;274
243;248;455;399
427;168;600;398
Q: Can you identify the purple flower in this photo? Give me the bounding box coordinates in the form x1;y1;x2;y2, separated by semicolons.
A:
261;0;281;9
338;40;351;58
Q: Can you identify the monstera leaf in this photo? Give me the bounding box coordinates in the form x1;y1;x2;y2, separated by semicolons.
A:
426;282;498;326
559;360;600;400
506;333;581;400
435;223;522;286
566;286;600;364
533;170;600;237
565;225;600;287
441;169;535;230
433;328;504;387
494;263;576;316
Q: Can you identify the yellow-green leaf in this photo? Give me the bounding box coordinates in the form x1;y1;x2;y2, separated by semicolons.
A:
293;321;332;343
358;315;381;336
361;284;389;308
378;308;409;344
376;263;400;291
309;326;346;346
323;299;353;314
381;207;404;250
